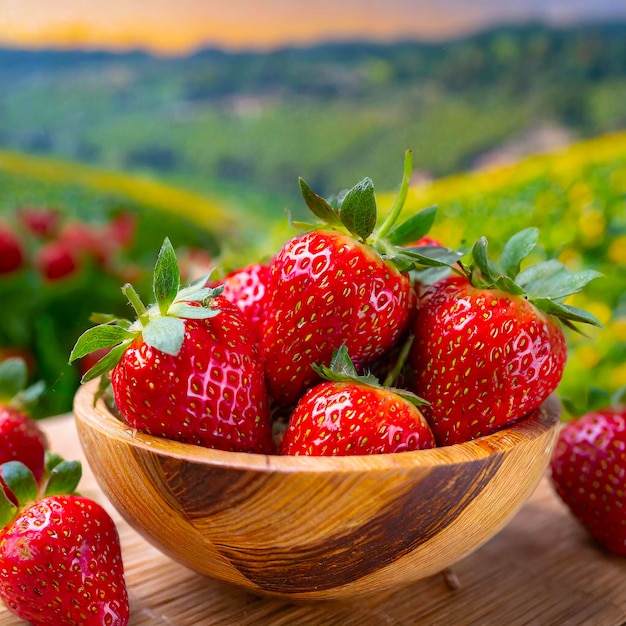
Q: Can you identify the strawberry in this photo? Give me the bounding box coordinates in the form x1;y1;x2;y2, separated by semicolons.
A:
0;358;47;482
34;240;79;281
70;238;272;454
216;262;271;342
0;460;129;625
550;390;626;556
0;224;24;275
408;228;602;445
261;151;461;405
280;345;435;456
107;211;136;249
16;206;61;238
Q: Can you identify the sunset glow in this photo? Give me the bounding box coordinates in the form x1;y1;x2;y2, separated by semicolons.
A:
2;0;626;54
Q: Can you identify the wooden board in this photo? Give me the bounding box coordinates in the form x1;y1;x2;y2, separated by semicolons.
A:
2;414;625;625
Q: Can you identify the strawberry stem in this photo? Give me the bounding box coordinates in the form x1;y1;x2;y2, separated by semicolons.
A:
374;149;413;241
383;334;414;388
122;283;150;326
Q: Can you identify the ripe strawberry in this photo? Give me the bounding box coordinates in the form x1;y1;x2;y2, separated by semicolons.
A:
0;460;129;625
550;393;626;556
216;262;271;342
16;206;61;238
262;151;461;405
107;211;136;249
0;224;24;275
70;238;272;454
0;358;47;481
34;240;79;281
280;345;435;456
408;228;602;445
59;220;112;267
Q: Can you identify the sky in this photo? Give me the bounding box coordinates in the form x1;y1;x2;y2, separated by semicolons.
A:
2;0;626;55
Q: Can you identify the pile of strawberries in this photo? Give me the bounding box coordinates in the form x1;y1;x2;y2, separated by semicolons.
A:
72;150;601;455
0;358;129;624
0;206;136;283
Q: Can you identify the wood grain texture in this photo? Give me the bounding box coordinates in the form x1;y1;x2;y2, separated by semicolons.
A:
2;411;625;625
71;381;561;600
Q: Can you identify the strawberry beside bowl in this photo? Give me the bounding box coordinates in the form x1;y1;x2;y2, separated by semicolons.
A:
73;379;561;601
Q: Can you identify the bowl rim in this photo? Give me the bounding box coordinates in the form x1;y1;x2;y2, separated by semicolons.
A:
74;379;561;474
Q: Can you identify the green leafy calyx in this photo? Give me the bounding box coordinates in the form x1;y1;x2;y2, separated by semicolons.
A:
312;344;429;408
297;150;463;272
0;358;45;411
461;227;603;330
0;456;82;528
69;237;221;382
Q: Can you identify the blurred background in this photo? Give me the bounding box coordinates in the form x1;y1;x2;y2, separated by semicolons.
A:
1;0;625;416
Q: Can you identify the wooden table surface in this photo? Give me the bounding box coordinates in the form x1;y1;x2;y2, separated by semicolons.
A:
2;414;625;626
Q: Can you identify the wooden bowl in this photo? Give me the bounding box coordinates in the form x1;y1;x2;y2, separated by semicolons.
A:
74;380;561;600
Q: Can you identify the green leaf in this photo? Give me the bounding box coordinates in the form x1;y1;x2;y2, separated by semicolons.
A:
142;316;185;356
387;205;437;246
81;341;132;383
338;177;378;241
0;461;37;507
400;246;465;268
532;299;603;327
15;380;46;410
492;275;525;295
299;178;343;227
90;312;132;328
329;344;359;377
0;358;28;399
168;302;221;319
500;228;539;278
44;460;82;496
0;481;17;528
44;452;65;477
471;237;500;284
515;259;564;290
175;284;223;303
312;344;380;386
525;268;603;301
69;324;136;362
153;237;181;315
389;387;431;408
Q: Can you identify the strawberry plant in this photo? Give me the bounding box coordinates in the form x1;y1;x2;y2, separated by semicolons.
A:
0;458;129;625
70;238;273;454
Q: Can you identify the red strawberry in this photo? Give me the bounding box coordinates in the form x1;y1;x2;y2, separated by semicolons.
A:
34;240;79;281
0;225;24;275
70;238;272;454
0;407;48;482
411;235;442;247
280;345;435;455
408;229;602;445
107;211;136;249
0;358;47;481
0;461;129;625
217;262;271;342
16;206;61;238
59;220;112;267
262;152;459;405
550;398;626;556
